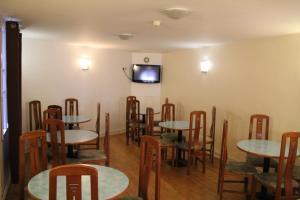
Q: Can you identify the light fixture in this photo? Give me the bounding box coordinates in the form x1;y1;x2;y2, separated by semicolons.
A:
79;56;91;70
161;7;190;20
200;59;212;73
118;33;134;40
153;20;161;27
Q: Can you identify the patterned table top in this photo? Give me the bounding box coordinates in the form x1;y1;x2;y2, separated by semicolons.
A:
28;165;129;200
63;115;91;124
47;130;98;144
237;139;300;158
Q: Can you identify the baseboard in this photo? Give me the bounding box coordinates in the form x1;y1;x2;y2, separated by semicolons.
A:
110;129;125;135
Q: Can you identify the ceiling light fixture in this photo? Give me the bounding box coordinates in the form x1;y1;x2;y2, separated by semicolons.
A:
161;7;190;20
153;20;161;27
118;33;134;40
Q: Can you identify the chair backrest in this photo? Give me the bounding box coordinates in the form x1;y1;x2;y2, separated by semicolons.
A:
96;103;101;134
43;118;66;167
187;111;206;151
47;105;63;119
139;136;161;200
43;109;63;131
49;164;98;200
104;113;110;165
161;102;175;133
218;120;229;192
65;98;79;116
276;132;300;198
248;114;269;140
145;107;154;135
209;106;216;138
128;99;140;123
19;131;48;200
126;96;137;122
29;100;42;131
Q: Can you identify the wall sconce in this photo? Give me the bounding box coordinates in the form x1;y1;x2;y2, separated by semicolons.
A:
200;59;212;73
79;56;91;70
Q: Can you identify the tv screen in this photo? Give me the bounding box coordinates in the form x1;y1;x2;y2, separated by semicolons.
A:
132;64;161;83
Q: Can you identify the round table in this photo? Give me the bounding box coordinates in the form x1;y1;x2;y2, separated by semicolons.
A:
27;165;129;200
47;130;98;145
63;115;91;127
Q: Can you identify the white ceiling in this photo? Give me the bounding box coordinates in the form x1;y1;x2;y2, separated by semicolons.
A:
1;0;300;51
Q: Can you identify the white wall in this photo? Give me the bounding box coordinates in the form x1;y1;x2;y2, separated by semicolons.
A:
162;34;300;160
131;53;161;113
22;38;132;133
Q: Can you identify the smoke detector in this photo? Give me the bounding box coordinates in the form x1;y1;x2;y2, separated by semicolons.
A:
118;33;134;40
161;7;190;20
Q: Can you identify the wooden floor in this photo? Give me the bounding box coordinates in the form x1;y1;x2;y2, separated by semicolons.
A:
6;133;247;200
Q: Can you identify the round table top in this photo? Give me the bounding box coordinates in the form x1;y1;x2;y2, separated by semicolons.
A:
27;165;129;200
47;130;98;145
159;120;191;131
237;139;300;158
63;115;91;124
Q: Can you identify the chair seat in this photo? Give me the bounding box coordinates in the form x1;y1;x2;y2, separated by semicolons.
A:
226;161;257;175
120;196;143;200
175;142;204;151
293;166;300;181
246;155;278;168
78;149;107;160
161;132;182;142
158;137;175;147
254;173;299;189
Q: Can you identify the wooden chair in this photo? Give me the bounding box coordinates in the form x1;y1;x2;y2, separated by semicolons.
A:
217;120;257;200
206;106;216;163
247;114;277;168
19;131;48;200
49;164;98;200
160;102;176;141
126;96;137;145
47;105;63;119
176;111;206;175
79;103;101;150
127;99;141;145
146;107;175;165
29;100;42;131
43;118;66;167
65;98;79;128
121;136;161;200
250;132;300;200
79;113;110;166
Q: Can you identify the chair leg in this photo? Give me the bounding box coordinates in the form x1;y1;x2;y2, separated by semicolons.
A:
244;177;249;193
211;144;214;163
250;177;257;200
187;152;191;175
171;147;175;167
202;152;206;173
219;173;224;200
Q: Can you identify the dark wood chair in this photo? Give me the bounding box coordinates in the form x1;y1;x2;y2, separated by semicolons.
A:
49;164;98;200
127;99;141;145
250;132;300;200
121;135;161;200
43;108;63;131
217;120;257;200
206;106;216;163
146;107;175;166
160;102;176;140
79;113;110;166
47;105;63;119
79;103;101;150
65;98;80;128
43;118;66;167
19;130;48;200
247;114;277;168
29;100;42;131
126;96;137;145
176;111;206;175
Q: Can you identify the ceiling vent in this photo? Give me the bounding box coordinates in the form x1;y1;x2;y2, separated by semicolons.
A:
118;33;134;40
161;7;190;20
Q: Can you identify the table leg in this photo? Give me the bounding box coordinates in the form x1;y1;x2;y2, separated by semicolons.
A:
67;124;76;158
256;158;273;200
175;130;187;167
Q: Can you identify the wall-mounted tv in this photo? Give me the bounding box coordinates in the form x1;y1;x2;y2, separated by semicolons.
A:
132;64;161;83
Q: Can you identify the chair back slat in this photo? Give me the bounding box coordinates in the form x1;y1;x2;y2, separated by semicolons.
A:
145;107;154;135
104;113;110;166
96;103;101;134
47;105;63;119
43;119;66;167
161;102;175;133
139;136;161;200
249;114;269;140
29;100;42;131
209;106;216;138
276;132;300;197
19;131;48;200
188;111;206;151
49;164;98;200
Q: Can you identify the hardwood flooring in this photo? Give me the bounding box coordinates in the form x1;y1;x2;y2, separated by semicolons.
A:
6;133;247;200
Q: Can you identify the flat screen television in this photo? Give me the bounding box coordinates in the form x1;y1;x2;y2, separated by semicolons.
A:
132;64;161;83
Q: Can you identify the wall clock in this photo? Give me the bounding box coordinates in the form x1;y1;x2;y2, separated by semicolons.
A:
144;57;150;63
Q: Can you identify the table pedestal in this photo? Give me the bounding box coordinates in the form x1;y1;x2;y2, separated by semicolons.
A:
175;130;187;167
